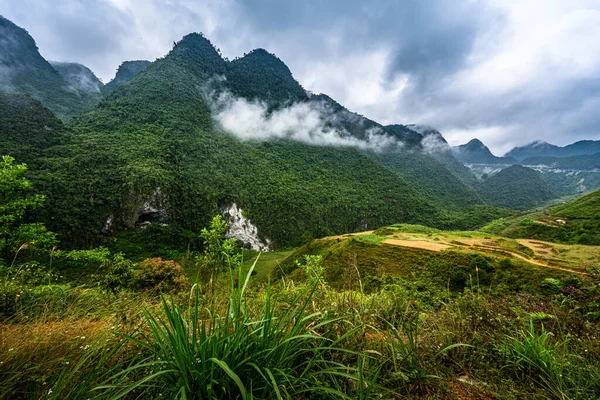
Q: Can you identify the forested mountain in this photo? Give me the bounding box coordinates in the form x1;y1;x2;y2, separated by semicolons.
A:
0;21;520;249
506;139;600;160
453;139;517;164
100;60;151;97
521;153;600;169
227;49;307;104
0;16;100;119
478;165;555;210
0;92;69;166
45;33;455;248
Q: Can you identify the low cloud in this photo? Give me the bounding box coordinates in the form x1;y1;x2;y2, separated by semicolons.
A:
211;90;401;152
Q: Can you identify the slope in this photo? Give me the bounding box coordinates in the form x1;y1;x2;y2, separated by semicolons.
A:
486;189;600;245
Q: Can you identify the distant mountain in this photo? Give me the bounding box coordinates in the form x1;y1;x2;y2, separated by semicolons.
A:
51;62;103;93
521;153;600;170
0;16;100;119
452;139;517;164
478;165;555;210
101;60;151;97
506;140;600;161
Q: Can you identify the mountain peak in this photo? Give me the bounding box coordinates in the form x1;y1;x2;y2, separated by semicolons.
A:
168;32;227;76
227;47;306;103
453;138;516;164
51;61;103;93
0;15;41;65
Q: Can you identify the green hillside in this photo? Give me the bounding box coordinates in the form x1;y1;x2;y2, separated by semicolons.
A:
227;49;307;103
0;92;70;166
485;189;600;245
478;165;555;210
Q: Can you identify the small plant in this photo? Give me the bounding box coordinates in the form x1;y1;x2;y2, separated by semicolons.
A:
384;305;467;392
98;253;135;295
502;321;570;399
296;254;326;288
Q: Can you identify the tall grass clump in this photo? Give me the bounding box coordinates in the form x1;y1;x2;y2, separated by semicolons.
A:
95;257;379;399
502;320;598;399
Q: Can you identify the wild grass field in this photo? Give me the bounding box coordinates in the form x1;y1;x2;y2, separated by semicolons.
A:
2;216;599;399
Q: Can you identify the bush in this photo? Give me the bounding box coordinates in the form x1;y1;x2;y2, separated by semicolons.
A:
136;257;188;291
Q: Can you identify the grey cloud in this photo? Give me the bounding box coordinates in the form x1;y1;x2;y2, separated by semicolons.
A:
0;0;599;152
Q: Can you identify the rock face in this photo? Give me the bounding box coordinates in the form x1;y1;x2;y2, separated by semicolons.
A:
221;203;272;251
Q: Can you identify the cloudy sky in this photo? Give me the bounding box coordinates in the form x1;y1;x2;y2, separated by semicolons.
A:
2;0;600;154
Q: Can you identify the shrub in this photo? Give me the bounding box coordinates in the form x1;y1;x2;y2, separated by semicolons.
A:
136;257;188;291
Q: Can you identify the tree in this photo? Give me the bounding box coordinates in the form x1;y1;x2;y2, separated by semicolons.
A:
0;156;56;265
199;215;241;272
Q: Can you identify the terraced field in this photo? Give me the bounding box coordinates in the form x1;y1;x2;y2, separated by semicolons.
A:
325;224;597;275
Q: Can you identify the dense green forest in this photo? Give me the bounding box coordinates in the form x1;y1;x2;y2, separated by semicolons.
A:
478;165;555;210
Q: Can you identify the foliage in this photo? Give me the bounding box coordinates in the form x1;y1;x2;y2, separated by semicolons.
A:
136;257;188;291
296;254;326;288
199;215;241;271
97;253;136;295
0;155;56;263
96;264;369;399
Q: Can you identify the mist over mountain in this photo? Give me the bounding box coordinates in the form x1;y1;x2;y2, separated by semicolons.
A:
1;15;597;250
51;62;103;93
0;15;100;119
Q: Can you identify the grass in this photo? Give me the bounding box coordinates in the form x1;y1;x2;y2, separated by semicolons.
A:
2;224;600;399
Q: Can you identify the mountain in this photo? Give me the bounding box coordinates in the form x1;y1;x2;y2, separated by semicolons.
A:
51;62;103;93
506;140;600;161
452;139;517;164
43;33;456;249
101;60;151;97
478;165;555;210
489;188;600;245
521;153;600;170
0;16;100;119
